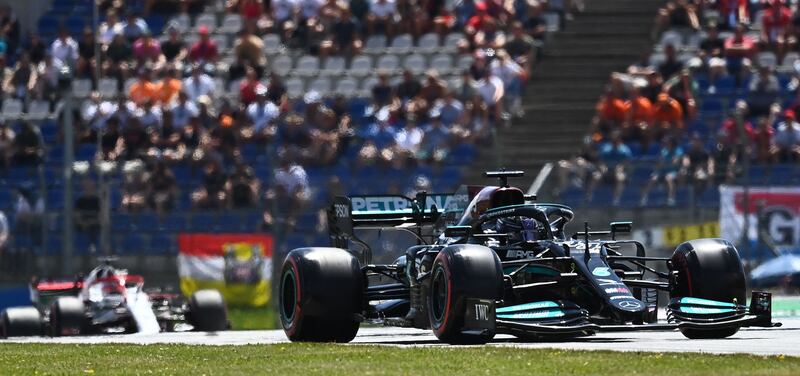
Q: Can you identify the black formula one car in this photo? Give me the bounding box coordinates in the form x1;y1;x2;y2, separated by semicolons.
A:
1;261;228;338
279;171;780;344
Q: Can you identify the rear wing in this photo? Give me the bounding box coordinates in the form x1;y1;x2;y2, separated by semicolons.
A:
328;193;452;250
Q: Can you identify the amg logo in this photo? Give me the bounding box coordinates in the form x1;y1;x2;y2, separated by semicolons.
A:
334;204;349;218
474;304;489;321
506;250;536;259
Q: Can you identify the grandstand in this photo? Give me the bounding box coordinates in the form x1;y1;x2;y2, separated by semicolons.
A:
0;0;568;277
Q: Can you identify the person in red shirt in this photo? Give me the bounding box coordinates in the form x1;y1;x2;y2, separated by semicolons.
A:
717;0;749;29
724;24;755;83
754;113;776;163
239;66;265;106
465;2;493;40
189;26;219;64
762;0;794;60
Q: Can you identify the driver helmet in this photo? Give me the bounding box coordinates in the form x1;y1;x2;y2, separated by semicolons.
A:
496;217;540;242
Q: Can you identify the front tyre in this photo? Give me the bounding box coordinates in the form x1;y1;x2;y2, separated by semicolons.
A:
188;289;229;332
670;238;747;339
428;245;503;344
280;247;363;342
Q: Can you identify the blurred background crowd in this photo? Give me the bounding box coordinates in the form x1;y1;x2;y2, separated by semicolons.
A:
555;0;800;208
0;0;576;270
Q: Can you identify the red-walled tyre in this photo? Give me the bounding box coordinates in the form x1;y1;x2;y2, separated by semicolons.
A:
428;245;503;344
280;247;363;342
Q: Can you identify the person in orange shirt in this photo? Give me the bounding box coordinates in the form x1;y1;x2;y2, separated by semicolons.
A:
156;67;182;105
593;88;627;135
128;68;159;106
624;85;654;143
652;92;684;139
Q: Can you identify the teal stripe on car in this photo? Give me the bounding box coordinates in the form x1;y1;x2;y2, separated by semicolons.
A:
497;309;565;320
679;297;737;308
497;301;560;313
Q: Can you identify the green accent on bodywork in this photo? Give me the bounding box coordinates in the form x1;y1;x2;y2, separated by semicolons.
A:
679;297;737;308
497;309;565;320
352;210;414;215
497;301;559;313
679;307;736;315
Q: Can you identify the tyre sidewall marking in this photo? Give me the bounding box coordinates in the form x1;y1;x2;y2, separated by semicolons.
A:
283;257;303;337
433;253;452;336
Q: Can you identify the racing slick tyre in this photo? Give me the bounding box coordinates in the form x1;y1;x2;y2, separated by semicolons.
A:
428;245;503;344
1;307;43;338
50;297;85;337
670;238;747;339
188;290;229;332
280;247;363;342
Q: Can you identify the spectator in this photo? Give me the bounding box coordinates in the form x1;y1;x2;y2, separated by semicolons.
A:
239;66;266;105
100;117;123;160
0;5;20;54
652;92;684;137
394;115;425;155
396;69;422;102
593;87;627;135
431;91;464;126
774;109;800;162
246;86;280;134
476;68;506;122
371;71;394;107
74;179;101;243
233;25;266;71
266;71;287;105
136;99;163;129
129;68;159;106
192;159;229;209
13;183;44;250
132;32;164;66
754;114;776;164
272;153;310;208
555;137;599;197
120;12;149;41
23;33;47;65
624;85;654;143
326;10;362;58
653;0;699;38
147;161;177;214
664;69;697;119
170;91;199;129
504;21;538;73
0;121;14;169
189;26;219;63
761;0;793;60
98;10;122;45
160;25;188;66
120;117;150;160
228;160;260;208
420;112;452;160
3;52;36;99
724;24;755;83
698;23;727;93
715;0;749;30
711;129;739;184
524;1;547;42
588;132;631;205
156;66;182;105
491;49;526;117
640;137;684;206
276;113;313;159
50;28;79;67
367;0;397;36
641;71;664;103
748;66;780;117
182;64;215;101
681;134;712;196
658;44;683;80
77;27;96;63
103;34;132;79
13;122;42;167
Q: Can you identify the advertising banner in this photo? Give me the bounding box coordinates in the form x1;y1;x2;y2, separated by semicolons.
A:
177;233;273;307
720;186;800;252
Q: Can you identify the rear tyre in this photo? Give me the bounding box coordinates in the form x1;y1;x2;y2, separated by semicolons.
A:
50;297;85;337
428;245;503;344
188;290;229;332
1;307;43;338
280;247;363;342
670;238;747;339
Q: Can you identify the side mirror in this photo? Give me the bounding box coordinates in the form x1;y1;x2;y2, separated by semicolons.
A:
445;226;472;238
610;221;632;239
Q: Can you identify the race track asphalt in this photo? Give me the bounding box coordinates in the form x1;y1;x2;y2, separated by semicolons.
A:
5;318;800;356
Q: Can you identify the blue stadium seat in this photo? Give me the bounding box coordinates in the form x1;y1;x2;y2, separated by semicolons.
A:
64;16;86;36
135;213;160;232
149;232;175;255
120;234;145;254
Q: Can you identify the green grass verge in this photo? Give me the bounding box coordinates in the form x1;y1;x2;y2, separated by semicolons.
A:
1;343;797;375
226;306;277;330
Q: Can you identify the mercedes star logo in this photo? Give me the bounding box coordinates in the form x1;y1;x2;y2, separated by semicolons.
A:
618;300;642;309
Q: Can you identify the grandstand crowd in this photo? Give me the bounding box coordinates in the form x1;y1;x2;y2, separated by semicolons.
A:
557;0;800;207
0;0;577;260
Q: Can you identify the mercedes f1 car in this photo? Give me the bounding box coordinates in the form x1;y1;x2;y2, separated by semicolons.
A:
279;171;780;344
1;261;229;338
